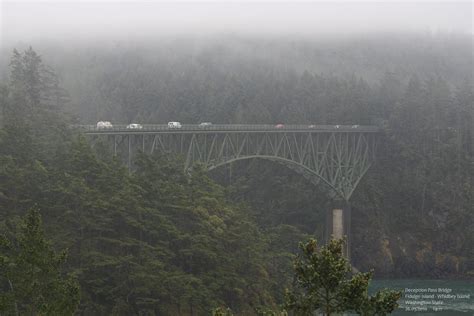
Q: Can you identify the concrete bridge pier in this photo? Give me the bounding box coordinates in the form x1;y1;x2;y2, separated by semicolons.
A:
325;201;351;260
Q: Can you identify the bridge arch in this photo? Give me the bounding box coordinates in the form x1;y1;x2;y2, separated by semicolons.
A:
208;155;346;200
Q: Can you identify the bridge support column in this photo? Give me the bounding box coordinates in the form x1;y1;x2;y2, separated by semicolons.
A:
325;201;351;260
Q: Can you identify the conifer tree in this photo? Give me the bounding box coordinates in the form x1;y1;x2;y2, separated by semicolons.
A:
0;208;80;315
285;238;401;316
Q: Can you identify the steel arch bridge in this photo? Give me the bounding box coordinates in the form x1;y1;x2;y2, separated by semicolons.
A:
78;124;380;201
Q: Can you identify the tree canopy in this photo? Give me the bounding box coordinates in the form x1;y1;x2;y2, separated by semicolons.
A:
0;43;472;314
285;238;401;316
0;209;80;315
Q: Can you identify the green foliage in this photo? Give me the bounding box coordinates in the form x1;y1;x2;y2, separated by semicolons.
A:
0;42;473;314
0;49;278;313
254;306;288;316
212;305;289;316
285;238;401;315
0;128;276;313
212;306;234;316
0;209;80;315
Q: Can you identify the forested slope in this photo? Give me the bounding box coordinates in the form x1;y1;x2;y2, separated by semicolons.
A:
0;33;473;314
25;33;470;280
0;48;307;314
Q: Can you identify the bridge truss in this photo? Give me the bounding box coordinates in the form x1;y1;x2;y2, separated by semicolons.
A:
81;125;379;201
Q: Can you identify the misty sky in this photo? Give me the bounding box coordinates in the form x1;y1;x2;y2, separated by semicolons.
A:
1;1;472;47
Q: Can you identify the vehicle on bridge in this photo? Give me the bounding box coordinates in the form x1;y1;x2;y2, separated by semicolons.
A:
275;123;284;128
97;121;113;129
168;121;182;129
199;122;212;127
127;123;143;129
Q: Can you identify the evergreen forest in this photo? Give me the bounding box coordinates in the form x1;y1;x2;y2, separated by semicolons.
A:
0;32;472;315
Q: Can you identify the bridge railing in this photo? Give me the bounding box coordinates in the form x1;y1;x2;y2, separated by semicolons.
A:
71;124;380;132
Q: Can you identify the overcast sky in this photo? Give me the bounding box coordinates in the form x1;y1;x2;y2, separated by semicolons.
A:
1;1;472;46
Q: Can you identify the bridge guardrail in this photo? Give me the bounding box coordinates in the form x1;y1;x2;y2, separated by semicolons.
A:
70;124;380;132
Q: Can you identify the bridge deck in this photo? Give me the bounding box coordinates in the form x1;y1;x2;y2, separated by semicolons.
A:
78;123;379;201
74;124;380;134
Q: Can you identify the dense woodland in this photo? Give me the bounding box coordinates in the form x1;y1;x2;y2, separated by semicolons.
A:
0;33;473;314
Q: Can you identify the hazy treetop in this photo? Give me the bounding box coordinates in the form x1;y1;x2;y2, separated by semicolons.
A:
1;0;472;46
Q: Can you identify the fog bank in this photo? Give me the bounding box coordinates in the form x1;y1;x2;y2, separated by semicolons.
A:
1;1;472;46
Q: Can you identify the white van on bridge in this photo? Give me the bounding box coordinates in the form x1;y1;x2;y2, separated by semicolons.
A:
168;122;182;129
97;121;113;129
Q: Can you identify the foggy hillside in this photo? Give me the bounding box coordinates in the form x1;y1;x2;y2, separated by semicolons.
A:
1;33;472;124
0;1;473;315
